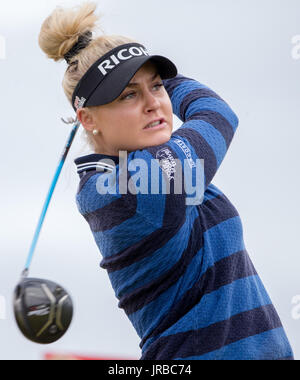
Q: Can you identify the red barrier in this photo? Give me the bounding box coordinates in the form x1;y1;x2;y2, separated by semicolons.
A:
44;352;137;360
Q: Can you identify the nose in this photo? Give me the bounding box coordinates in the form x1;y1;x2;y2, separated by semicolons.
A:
143;90;160;113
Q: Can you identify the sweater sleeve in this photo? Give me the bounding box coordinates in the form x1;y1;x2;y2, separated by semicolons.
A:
114;73;239;228
162;73;239;190
93;73;239;229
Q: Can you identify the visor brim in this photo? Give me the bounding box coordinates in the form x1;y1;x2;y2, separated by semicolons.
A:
85;55;177;107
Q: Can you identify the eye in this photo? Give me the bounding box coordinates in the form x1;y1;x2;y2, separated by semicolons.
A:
154;83;164;90
120;83;164;101
121;92;136;100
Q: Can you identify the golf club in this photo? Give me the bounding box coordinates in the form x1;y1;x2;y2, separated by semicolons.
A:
13;118;81;344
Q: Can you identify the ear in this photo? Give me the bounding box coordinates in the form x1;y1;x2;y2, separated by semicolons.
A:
76;108;96;132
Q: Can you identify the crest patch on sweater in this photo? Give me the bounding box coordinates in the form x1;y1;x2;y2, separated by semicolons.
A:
156;148;177;181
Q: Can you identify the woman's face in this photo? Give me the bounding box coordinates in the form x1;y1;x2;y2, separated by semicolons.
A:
78;61;174;156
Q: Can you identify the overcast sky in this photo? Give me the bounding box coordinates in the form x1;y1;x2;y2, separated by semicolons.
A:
0;0;300;360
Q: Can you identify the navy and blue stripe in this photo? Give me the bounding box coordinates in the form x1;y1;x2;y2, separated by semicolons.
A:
74;73;294;360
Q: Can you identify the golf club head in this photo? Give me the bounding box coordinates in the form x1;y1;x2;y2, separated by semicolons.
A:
13;277;73;344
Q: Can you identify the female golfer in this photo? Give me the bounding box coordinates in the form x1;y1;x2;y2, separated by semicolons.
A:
38;2;294;360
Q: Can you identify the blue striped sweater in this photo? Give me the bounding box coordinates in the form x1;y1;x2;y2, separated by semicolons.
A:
74;74;294;360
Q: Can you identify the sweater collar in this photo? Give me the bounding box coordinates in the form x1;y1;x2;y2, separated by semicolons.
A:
74;153;119;177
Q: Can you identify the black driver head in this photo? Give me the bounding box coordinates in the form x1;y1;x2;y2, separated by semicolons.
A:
13;277;73;344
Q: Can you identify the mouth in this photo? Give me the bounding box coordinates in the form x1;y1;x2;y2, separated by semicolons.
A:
143;118;167;131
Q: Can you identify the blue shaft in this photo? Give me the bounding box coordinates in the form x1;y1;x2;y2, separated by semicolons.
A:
24;121;81;272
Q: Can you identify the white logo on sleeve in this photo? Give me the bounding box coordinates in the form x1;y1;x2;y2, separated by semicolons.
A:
174;139;196;169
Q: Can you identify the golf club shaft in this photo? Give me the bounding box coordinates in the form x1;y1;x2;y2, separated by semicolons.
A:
23;120;81;275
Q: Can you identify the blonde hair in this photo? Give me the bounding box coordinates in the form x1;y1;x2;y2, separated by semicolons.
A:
38;1;137;151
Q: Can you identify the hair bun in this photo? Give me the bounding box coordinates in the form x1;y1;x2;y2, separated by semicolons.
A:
38;1;99;62
64;30;93;63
